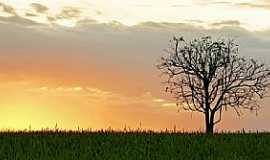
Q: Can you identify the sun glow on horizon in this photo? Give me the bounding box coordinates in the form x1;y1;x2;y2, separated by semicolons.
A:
0;79;184;131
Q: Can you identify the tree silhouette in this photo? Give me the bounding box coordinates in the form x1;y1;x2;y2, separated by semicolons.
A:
158;36;270;133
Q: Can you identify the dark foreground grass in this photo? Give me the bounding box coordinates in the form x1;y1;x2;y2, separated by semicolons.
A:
0;131;269;160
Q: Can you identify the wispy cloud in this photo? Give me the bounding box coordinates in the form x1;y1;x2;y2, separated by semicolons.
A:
45;6;82;26
95;10;103;15
236;2;270;10
199;0;270;10
191;0;270;10
162;103;177;107
57;7;81;19
210;20;241;27
27;86;174;108
0;2;17;16
153;98;165;103
25;12;38;17
0;15;40;26
30;3;49;14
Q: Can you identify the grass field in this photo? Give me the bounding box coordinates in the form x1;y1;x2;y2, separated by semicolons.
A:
0;130;269;160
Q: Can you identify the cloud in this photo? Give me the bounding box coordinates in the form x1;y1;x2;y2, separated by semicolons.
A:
95;10;103;15
184;19;204;24
0;15;40;26
76;18;98;26
45;7;82;25
0;2;17;16
153;98;165;102
162;103;177;107
30;3;49;14
135;21;195;30
29;85;171;107
210;20;241;27
211;1;232;5
192;0;270;10
0;2;48;26
25;12;38;17
57;7;81;19
47;16;56;23
191;0;231;6
208;1;270;10
236;2;270;10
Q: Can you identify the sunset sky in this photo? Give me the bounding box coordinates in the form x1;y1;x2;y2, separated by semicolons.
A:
1;0;270;131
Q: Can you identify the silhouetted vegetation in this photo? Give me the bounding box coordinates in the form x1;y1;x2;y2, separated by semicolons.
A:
158;36;270;133
0;130;269;160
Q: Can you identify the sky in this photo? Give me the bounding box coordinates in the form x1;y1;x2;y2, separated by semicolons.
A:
1;0;270;131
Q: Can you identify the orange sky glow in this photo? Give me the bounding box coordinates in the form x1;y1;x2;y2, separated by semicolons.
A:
1;0;270;132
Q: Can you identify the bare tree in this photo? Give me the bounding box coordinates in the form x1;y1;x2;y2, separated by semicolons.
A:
157;36;270;133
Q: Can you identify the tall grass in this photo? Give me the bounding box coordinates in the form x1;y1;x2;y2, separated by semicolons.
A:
0;129;269;160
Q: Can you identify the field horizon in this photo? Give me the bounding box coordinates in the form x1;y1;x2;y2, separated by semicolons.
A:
0;125;268;134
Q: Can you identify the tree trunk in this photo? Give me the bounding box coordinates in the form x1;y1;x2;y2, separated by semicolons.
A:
205;110;215;134
208;122;214;134
208;112;215;134
205;109;210;133
204;82;213;134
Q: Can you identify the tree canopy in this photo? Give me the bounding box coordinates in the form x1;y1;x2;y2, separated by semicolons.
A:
158;36;270;133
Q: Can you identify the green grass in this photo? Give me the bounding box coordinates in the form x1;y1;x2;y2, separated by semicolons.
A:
0;131;269;160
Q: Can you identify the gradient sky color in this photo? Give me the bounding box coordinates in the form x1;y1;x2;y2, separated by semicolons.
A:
1;0;270;131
